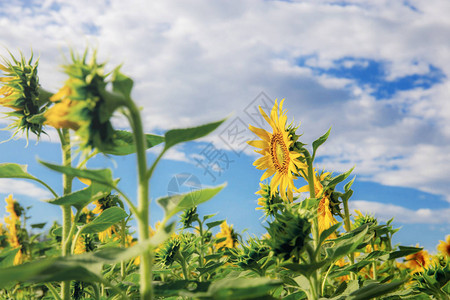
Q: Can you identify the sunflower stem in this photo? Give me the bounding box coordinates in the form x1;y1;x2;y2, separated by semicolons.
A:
305;151;321;299
342;192;356;279
59;128;73;300
125;100;153;300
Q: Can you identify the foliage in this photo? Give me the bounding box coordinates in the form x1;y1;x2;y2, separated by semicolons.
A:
0;48;448;300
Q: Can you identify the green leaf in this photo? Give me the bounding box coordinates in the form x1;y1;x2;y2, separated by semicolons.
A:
0;248;20;268
0;163;56;197
103;130;164;156
282;260;329;278
112;67;133;99
81;207;128;234
206;220;226;230
318;222;342;246
0;256;102;288
389;246;422;260
0;163;36;180
39;161;117;188
349;280;405;300
164;119;226;151
203;213;217;221
206;277;282;300
46;183;111;209
326;224;370;261
326;167;355;191
157;184;226;219
197;262;225;276
154;280;210;298
312;127;331;158
30;223;46;229
0;233;169;289
344;176;356;193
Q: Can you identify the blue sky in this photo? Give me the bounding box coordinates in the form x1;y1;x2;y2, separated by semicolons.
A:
0;0;449;252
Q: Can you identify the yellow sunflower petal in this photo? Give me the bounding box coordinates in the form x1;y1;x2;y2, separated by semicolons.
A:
248;140;269;149
249;125;271;142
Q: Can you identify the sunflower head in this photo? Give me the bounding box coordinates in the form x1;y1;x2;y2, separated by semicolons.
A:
229;237;270;272
353;210;378;229
0;51;51;140
215;221;239;249
267;207;312;260
92;193;121;214
0;223;9;249
44;49;126;153
413;258;450;297
157;237;181;267
405;246;431;273
79;207;95;224
5;194;23;219
74;235;86;254
437;235;450;257
180;206;198;228
256;182;283;218
248;99;307;202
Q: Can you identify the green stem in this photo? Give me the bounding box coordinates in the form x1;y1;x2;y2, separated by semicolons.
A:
114;187;138;217
197;218;205;281
321;263;334;295
305;152;321;299
342;194;356;280
59;128;73;300
121;219;127;279
371;241;377;280
45;283;62;300
126;101;153;300
66;209;82;254
178;252;190;280
33;178;58;198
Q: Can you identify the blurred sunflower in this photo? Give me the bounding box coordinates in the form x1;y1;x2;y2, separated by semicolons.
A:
73;235;86;254
248;99;306;202
0;52;51;140
92;194;120;242
299;169;338;237
437;235;450;257
44;50;125;152
216;221;238;249
4;195;23;265
405;246;430;273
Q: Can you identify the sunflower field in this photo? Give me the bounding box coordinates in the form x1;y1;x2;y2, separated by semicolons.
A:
0;49;449;300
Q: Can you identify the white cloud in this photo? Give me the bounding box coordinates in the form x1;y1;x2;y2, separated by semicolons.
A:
350;200;450;224
0;0;450;203
0;179;52;199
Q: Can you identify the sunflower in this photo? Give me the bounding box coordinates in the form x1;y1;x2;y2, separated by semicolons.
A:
73;235;86;254
216;221;238;249
0;52;50;139
44;50;124;153
248;99;306;202
405;246;430;273
299;170;338;237
255;182;283;218
4;195;23;265
92;194;120;242
437;235;450;257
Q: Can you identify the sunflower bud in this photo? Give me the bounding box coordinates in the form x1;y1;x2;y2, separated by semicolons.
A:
256;182;283;218
229;237;270;274
44;49;127;152
180;207;198;228
157;237;182;267
0;52;50;140
267;207;311;260
353;210;378;229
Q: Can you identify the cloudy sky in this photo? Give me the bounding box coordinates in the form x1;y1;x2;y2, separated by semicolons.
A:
0;0;449;251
